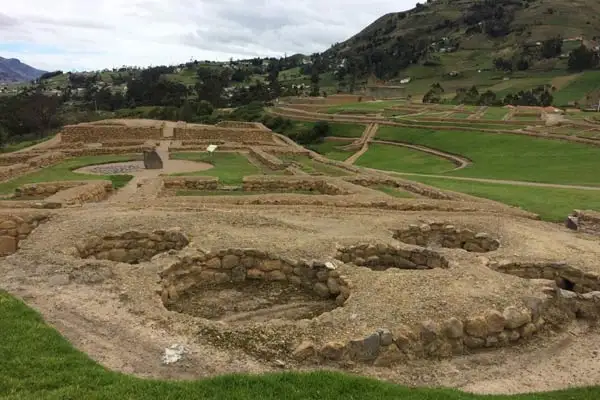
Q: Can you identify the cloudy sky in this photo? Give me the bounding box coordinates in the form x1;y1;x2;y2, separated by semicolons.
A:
0;0;417;72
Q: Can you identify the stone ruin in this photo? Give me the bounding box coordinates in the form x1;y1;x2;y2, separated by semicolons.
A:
143;146;163;169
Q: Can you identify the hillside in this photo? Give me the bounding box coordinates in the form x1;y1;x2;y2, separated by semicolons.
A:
0;57;46;83
321;0;600;100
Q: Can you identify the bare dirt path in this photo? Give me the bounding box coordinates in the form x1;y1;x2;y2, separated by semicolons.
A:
382;170;600;191
345;123;379;165
371;139;471;171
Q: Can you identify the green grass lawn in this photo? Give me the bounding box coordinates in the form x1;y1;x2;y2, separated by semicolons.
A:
326;101;404;114
0;155;137;195
279;154;349;176
481;107;509;120
3;290;600;399
373;185;415;198
355;143;456;174
407;176;600;221
376;127;600;186
328;123;366;138
309;141;354;161
1;135;55;153
170;152;260;184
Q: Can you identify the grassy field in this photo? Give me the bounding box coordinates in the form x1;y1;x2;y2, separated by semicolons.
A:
170;152;260;184
3;290;600;399
376;127;600;186
405;176;600;221
326;101;404;114
373;185;415;198
481;107;509;120
279;154;349;176
1;135;55;153
328;123;366;138
553;70;600;106
0;155;137;195
355;143;457;174
309;141;354;161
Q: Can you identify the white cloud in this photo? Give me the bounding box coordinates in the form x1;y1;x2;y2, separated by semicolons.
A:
1;0;418;71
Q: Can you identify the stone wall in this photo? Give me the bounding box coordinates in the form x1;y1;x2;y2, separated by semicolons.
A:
0;211;50;255
335;243;449;269
571;210;600;235
14;181;93;198
77;228;189;263
393;223;500;253
45;180;113;206
488;260;600;294
242;176;349;195
249;147;286;170
321;303;546;364
215;121;269;130
62;146;146;157
173;125;275;142
162;176;219;191
0;152;66;182
343;175;457;200
159;248;351;307
62;124;162;143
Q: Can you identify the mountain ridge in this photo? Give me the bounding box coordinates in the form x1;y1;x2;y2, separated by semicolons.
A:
0;57;47;83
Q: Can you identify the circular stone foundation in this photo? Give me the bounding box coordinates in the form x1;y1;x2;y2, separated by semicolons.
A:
159;248;351;323
167;280;338;322
393;223;500;253
75;161;145;175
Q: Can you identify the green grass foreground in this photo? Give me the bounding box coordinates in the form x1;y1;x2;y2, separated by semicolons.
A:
376;127;600;186
170;152;260;184
0;155;137;195
1;290;600;399
407;176;600;221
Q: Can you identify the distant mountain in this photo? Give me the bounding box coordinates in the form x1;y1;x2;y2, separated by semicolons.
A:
0;57;47;83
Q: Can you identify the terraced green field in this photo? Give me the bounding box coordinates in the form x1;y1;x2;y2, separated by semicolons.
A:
553;70;600;106
356;143;455;174
376;127;600;186
170;152;260;184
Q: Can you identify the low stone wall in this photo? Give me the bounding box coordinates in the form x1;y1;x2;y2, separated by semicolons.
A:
335;243;449;269
0;211;50;255
15;181;91;198
249;147;286;170
162;176;219;191
0;152;66;183
45;180;113;206
76;228;189;263
242;176;349;195
99;140;160;147
393;223;500;253
62;125;162;143
0;163;29;182
488;260;600;294
215;121;269;130
342;175;457;200
325;303;545;364
570;210;600;235
62;146;146;157
159;248;351;307
173;125;275;142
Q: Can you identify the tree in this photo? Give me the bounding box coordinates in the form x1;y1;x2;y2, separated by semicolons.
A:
541;37;562;59
310;70;320;97
568;45;599;71
423;83;444;103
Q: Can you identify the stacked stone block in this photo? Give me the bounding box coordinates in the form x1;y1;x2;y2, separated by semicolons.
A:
393;223;501;253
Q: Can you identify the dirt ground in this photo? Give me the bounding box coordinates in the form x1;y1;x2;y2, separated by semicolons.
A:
2;204;600;395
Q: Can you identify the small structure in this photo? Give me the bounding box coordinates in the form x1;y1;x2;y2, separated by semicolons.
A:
143;146;163;169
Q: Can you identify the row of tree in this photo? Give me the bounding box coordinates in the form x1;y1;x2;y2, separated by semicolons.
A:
423;83;554;107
